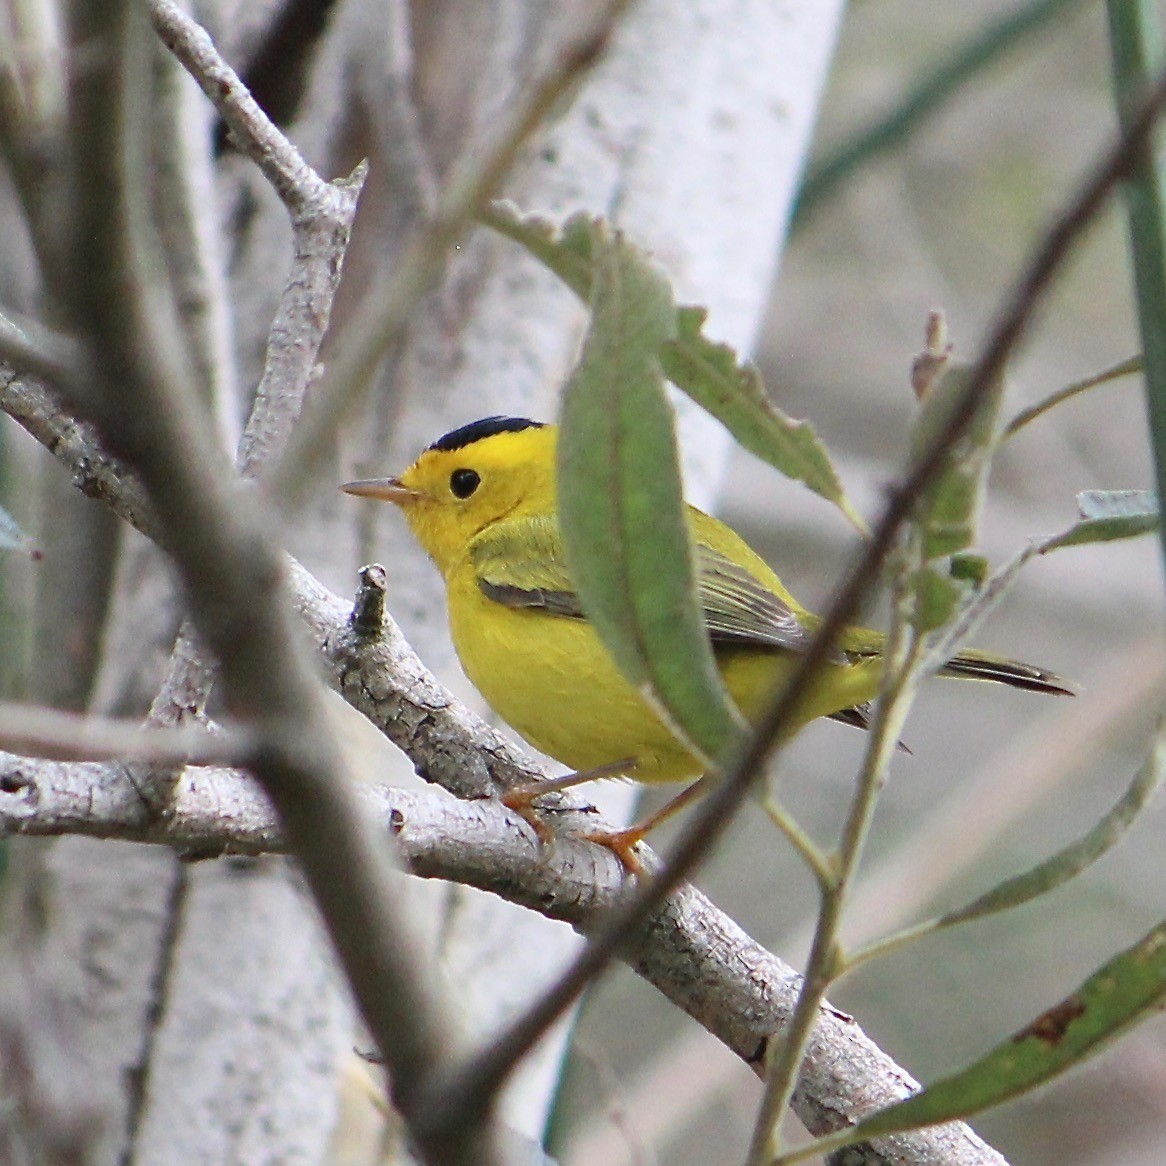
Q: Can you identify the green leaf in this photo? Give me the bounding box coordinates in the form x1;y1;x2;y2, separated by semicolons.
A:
911;564;967;633
1003;354;1142;439
949;551;990;588
1040;490;1158;551
1077;488;1158;519
911;363;1005;559
659;308;868;532
939;719;1165;927
482;201;866;532
784;916;1166;1163
481;202;596;299
557;224;749;768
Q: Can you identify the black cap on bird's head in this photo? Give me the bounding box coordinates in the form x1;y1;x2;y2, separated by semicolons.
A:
342;417;548;505
427;416;545;453
341;416;557;569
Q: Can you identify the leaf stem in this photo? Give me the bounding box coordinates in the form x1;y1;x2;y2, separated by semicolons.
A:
762;796;836;892
1002;354;1142;439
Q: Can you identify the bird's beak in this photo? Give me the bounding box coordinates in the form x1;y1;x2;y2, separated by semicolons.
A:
341;477;422;506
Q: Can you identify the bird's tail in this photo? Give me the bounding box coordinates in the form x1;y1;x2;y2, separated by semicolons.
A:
939;649;1076;695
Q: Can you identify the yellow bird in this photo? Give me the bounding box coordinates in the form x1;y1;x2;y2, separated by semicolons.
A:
344;416;1070;869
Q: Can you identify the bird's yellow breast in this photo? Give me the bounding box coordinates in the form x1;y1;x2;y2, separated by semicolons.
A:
444;559;883;784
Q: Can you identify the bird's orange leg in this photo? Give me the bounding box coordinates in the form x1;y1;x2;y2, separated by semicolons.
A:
501;759;636;848
579;776;713;875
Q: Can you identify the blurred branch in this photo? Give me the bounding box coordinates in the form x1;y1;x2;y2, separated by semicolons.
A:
0;748;1007;1166
0;701;253;764
793;0;1088;226
151;40;242;454
1106;2;1166;571
45;4;495;1163
0;308;79;385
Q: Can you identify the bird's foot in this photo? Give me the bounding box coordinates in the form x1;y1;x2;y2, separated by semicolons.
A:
576;825;649;877
500;759;636;860
501;790;560;850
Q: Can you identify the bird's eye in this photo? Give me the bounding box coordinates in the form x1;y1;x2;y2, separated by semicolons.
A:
449;468;480;499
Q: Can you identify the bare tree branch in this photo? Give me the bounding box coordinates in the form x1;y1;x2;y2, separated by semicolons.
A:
148;0;336;218
36;5;501;1163
0;750;1006;1166
0;362;1009;1164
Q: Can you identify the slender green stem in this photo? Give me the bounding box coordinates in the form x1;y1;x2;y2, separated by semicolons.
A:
762;796;836;892
794;0;1087;226
845;917;944;976
748;895;843;1165
1106;2;1166;570
1002;354;1143;439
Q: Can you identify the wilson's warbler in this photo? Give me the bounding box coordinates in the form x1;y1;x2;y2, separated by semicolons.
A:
344;415;1070;869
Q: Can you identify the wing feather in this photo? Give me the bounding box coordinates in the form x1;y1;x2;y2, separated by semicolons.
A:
471;515;813;654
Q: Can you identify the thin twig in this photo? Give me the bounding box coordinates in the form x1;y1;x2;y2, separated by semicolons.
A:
147;0;333;216
1002;354;1142;438
747;560;924;1165
0;308;79;385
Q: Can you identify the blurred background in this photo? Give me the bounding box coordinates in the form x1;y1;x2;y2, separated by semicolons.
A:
549;3;1166;1164
2;2;1163;1164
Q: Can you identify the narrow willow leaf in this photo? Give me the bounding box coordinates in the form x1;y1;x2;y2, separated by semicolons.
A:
1040;491;1158;550
786;917;1166;1163
1003;354;1142;438
939;719;1165;927
911;363;1005;559
1077;488;1158;520
911;564;967;632
557;224;748;767
481;201;595;298
483;201;866;531
660;307;868;532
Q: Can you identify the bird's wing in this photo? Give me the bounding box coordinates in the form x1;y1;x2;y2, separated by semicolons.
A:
692;543;816;653
471;515;815;654
471;514;585;617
